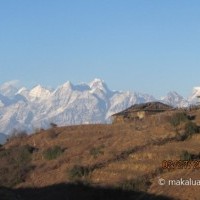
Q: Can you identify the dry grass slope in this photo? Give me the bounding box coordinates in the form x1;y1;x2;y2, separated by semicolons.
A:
1;107;200;200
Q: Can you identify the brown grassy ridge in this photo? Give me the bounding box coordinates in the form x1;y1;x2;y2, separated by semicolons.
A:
1;108;200;200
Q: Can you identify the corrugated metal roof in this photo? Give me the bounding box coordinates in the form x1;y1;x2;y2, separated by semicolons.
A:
112;102;173;116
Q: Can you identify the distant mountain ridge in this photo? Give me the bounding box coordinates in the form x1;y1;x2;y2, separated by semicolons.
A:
0;79;199;135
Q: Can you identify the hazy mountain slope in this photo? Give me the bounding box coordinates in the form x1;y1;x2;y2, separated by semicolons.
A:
0;79;198;134
0;133;7;144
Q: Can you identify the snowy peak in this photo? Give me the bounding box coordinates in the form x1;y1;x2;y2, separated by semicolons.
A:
55;81;74;92
161;91;183;102
62;81;73;89
53;82;74;98
0;80;20;97
29;85;51;100
193;87;200;95
188;87;200;104
89;79;110;93
161;91;189;107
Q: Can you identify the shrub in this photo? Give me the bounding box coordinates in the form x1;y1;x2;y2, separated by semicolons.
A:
68;165;92;179
185;122;199;136
0;145;34;187
90;145;104;159
0;145;32;164
180;150;192;161
169;112;188;127
50;123;58;128
175;133;188;141
15;145;32;164
120;177;151;192
43;146;63;160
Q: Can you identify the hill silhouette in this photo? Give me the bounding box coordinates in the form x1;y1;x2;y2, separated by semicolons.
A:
0;183;174;200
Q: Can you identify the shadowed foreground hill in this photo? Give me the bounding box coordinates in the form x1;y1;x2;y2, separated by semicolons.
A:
1;107;200;200
0;183;174;200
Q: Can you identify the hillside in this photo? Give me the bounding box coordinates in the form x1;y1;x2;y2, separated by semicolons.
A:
1;106;200;200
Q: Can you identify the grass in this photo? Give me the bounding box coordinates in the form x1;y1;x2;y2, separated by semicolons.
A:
47;129;58;139
180;150;192;161
68;165;92;180
43;146;64;160
90;145;105;159
184;121;199;136
169;112;188;127
120;177;151;192
1;108;200;199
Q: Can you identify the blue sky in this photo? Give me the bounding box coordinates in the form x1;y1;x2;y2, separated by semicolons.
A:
0;0;200;97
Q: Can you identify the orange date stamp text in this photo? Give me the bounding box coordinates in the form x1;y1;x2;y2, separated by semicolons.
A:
162;160;200;170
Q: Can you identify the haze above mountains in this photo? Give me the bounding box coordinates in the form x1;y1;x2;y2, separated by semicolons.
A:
0;79;199;139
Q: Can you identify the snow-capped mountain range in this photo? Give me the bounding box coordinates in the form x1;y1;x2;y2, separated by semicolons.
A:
0;79;199;136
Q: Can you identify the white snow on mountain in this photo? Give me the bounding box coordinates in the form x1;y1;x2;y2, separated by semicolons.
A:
89;78;111;94
0;80;20;97
161;91;189;108
29;85;51;100
0;79;199;135
188;87;200;104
